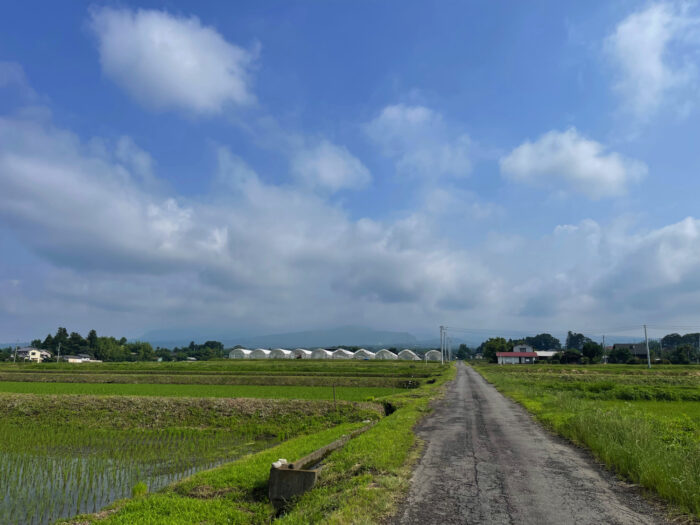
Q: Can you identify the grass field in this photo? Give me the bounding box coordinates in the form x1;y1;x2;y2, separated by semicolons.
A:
0;381;400;401
0;359;452;525
472;363;700;518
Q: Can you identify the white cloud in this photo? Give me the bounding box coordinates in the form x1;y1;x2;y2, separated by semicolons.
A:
366;104;471;178
605;2;700;118
89;7;257;114
0;113;496;336
291;140;371;192
499;128;646;199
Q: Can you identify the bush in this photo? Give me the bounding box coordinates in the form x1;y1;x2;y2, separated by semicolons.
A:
132;482;148;498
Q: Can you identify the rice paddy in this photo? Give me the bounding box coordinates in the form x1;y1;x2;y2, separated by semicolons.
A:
0;359;441;524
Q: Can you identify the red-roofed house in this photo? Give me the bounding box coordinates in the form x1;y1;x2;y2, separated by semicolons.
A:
496;351;537;364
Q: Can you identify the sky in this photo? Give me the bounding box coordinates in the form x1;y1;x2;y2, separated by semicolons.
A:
2;1;700;341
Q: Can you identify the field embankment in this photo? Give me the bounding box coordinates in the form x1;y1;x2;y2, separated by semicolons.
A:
472;363;700;519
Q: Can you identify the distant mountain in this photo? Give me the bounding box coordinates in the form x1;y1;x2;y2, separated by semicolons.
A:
141;326;417;349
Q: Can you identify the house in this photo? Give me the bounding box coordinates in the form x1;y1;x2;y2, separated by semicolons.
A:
16;347;52;362
496;351;537;364
512;344;534;353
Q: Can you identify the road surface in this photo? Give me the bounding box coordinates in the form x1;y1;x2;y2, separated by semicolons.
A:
394;362;669;525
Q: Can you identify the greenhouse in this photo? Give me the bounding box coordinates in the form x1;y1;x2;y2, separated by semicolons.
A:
270;348;293;359
425;350;442;361
311;348;332;359
251;348;271;359
331;348;353;359
228;348;252;359
398;349;420;361
292;348;312;359
353;348;375;360
374;349;398;360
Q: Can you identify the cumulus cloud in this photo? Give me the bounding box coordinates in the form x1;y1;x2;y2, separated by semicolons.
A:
605;2;700;118
291;140;371;192
0;112;497;335
366;104;471;178
499;128;646;199
89;7;257;114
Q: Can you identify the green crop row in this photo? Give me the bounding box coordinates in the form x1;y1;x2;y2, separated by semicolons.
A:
0;381;401;401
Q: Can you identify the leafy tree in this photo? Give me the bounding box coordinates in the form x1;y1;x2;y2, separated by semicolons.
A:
661;333;683;351
670;345;692;364
87;330;98;349
524;333;561;350
41;334;54;351
30;339;42;348
565;331;591;350
581;341;603;361
481;337;509;363
560;349;581;364
455;343;470;360
608;346;631;364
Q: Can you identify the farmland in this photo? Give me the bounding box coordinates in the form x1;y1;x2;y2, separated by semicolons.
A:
0;359;450;525
472;363;700;517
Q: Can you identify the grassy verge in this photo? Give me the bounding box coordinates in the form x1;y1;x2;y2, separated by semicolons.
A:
60;363;456;524
472;363;700;518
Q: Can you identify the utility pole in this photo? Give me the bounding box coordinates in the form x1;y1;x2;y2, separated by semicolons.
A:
439;325;445;365
643;324;651;369
602;335;605;364
57;342;61;363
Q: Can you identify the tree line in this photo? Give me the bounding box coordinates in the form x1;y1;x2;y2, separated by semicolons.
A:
0;328;229;362
454;331;700;364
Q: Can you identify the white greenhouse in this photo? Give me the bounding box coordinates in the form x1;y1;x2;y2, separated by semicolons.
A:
251;348;271;359
331;348;353;359
374;349;398;360
353;348;375;360
398;349;420;361
311;348;332;359
229;348;252;359
270;348;293;359
425;350;442;361
292;348;312;359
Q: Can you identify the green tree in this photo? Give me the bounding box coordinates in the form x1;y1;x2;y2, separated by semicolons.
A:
608;346;631;364
581;341;603;361
525;333;561;350
565;331;592;350
481;337;509;363
455;343;470;360
87;330;98;350
561;349;582;364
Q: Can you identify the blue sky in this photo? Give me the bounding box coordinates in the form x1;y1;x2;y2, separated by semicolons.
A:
2;1;700;341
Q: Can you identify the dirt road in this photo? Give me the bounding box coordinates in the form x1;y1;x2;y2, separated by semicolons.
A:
394;362;669;525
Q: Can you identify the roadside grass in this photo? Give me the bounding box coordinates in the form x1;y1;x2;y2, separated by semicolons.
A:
58;363;456;525
0;381;401;401
473;363;700;518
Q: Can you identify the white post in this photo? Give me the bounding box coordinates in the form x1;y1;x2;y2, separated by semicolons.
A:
643;324;651;369
601;335;605;363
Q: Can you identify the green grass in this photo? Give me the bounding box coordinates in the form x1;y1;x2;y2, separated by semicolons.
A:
56;363;456;524
473;363;700;518
0;381;401;401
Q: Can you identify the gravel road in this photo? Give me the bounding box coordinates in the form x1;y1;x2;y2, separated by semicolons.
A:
393;362;669;525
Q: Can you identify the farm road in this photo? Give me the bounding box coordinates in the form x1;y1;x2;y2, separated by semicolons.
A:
394;362;669;525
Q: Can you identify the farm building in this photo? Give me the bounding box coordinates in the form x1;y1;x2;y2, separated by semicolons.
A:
332;348;353;359
374;349;398;360
535;350;559;360
612;343;648;359
496;351;537;364
292;348;312;359
425;350;442;361
270;348;293;359
512;344;534;353
229;348;252;359
251;348;271;359
353;349;375;359
311;348;332;359
16;347;52;362
398;349;420;361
